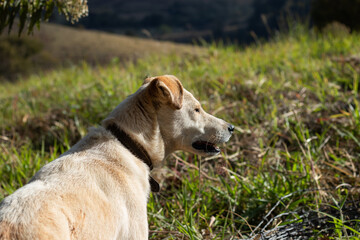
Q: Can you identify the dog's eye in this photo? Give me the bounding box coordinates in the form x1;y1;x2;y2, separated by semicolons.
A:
195;108;200;113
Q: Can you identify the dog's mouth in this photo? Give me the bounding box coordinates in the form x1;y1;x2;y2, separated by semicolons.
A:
192;141;220;154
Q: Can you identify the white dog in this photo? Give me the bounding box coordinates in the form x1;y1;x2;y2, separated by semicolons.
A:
0;75;234;239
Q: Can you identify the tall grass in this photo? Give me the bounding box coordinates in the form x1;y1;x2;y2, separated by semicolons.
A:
1;26;360;239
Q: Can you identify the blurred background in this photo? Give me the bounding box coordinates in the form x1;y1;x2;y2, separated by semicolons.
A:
1;0;360;81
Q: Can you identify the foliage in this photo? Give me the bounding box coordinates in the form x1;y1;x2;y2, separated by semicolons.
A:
0;0;88;35
311;0;360;30
247;0;310;39
1;26;360;238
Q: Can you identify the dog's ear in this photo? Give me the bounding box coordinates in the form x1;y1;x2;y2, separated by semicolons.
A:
146;75;184;110
143;76;153;85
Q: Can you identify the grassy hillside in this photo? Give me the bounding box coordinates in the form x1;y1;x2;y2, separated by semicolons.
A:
0;22;198;81
1;26;360;239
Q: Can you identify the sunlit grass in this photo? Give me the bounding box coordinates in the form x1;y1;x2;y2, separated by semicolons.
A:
1;26;360;239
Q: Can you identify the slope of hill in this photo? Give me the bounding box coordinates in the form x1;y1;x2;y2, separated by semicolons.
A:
0;22;200;81
30;22;199;63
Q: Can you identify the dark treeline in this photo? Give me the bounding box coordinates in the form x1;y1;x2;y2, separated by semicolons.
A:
51;0;360;43
311;0;360;31
31;0;360;43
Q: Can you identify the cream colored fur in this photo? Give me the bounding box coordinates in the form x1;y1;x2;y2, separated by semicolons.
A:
0;75;232;239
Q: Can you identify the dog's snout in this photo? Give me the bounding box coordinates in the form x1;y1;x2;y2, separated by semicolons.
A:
228;124;235;133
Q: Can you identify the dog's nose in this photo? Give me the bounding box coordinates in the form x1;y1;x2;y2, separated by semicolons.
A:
228;124;235;133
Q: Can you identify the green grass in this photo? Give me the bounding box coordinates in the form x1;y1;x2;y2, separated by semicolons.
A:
1;25;360;239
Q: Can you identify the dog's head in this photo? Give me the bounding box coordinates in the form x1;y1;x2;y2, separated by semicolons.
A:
144;75;234;156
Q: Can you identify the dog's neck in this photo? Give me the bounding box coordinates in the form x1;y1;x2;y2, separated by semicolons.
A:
106;123;160;192
103;88;167;164
106;123;153;169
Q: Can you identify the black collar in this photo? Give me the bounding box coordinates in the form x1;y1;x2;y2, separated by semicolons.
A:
106;124;160;192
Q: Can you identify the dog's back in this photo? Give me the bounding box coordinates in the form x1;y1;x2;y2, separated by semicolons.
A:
0;179;71;240
0;127;150;240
